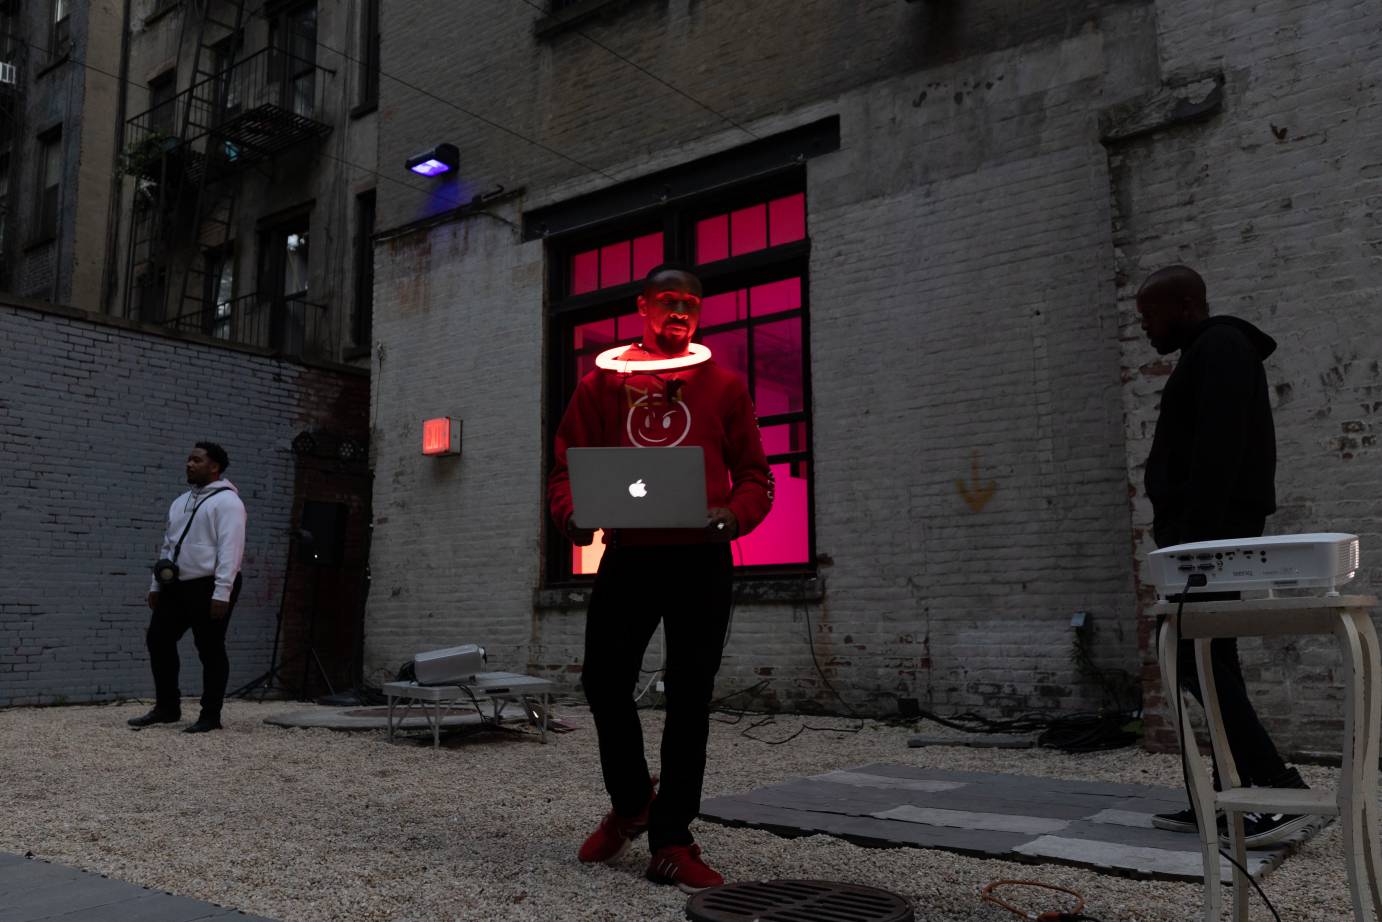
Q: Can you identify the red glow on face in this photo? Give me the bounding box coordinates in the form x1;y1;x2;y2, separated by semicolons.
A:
650;291;702;309
422;418;455;455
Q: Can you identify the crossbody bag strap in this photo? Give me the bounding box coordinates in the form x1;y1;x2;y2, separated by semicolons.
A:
171;488;231;563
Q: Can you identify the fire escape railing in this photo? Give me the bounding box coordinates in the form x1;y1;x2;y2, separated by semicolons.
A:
161;292;333;360
122;46;338;359
124;48;332;184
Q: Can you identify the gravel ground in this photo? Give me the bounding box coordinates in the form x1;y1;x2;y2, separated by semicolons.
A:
0;699;1359;922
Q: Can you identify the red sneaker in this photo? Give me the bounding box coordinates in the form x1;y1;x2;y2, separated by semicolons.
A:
646;844;724;893
577;779;657;864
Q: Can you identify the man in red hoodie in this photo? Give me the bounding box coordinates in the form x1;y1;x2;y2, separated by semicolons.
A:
549;263;773;892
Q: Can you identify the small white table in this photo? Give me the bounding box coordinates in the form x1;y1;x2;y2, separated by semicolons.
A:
1155;594;1381;921
382;673;554;748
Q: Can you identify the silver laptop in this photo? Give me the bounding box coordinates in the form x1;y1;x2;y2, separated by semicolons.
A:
567;446;707;529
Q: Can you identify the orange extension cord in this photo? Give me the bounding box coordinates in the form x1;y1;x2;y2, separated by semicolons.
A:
980;879;1102;922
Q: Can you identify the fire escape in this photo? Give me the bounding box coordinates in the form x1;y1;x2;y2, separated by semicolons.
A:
121;0;331;356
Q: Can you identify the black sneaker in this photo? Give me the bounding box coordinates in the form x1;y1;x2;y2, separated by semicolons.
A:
1152;807;1216;833
182;717;223;734
127;708;180;728
1222;812;1314;849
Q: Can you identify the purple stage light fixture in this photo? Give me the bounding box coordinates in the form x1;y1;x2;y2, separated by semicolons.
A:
406;143;459;177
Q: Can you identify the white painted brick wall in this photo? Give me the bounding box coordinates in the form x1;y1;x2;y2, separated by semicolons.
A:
363;222;549;683
367;0;1381;756
368;5;1157;719
1113;1;1382;753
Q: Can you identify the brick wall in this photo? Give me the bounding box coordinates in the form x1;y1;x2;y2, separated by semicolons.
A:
367;0;1381;756
0;299;367;706
368;4;1159;718
1112;0;1382;754
364;220;548;683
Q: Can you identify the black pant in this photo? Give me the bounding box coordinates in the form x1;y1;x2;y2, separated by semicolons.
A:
147;574;241;721
1174;635;1290;788
1157;514;1290;788
580;543;733;852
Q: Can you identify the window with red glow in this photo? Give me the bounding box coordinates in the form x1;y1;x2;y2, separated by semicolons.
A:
695;193;805;265
553;184;812;579
570;232;663;296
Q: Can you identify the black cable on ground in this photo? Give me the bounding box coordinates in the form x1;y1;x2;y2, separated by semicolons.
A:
909;706;1141;754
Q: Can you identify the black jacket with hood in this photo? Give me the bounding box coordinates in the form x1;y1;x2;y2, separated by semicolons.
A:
1145;315;1277;549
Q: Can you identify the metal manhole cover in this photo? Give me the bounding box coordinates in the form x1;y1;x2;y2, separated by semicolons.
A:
686;879;913;922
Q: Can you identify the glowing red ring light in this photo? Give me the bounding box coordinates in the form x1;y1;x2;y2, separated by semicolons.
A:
593;342;712;373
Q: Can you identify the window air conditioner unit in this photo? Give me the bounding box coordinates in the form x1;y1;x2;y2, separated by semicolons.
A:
0;63;16;85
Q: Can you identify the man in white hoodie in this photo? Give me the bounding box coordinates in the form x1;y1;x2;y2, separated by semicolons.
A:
129;442;247;733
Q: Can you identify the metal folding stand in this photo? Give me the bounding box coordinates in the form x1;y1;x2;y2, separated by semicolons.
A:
381;674;555;748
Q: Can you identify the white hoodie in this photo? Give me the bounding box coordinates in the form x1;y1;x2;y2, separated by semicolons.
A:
149;479;248;602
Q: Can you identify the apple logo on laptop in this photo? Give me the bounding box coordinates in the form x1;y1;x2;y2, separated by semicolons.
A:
628;479;647;498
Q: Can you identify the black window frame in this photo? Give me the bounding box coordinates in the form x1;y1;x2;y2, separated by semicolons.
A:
147;69;177;138
268;1;318;118
202;242;236;340
49;0;70;62
257;206;312;351
32;127;61;244
544;169;816;587
353;0;380;115
352;188;376;350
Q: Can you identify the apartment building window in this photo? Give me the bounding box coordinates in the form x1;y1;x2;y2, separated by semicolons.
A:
259;209;312;350
548;176;814;580
34;129;61;242
211;34;243;118
270;2;318;119
352;189;375;349
205;246;236;340
147;71;176;138
356;0;379;113
50;0;70;60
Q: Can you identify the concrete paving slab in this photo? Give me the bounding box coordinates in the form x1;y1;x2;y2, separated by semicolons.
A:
812;770;966;793
871;805;1070;836
0;854;275;922
1013;834;1272;879
700;764;1328;883
1088;808;1160;828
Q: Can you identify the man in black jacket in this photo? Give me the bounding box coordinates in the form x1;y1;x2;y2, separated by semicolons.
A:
1137;265;1310;848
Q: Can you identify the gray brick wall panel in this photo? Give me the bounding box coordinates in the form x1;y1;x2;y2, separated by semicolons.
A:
0;302;356;707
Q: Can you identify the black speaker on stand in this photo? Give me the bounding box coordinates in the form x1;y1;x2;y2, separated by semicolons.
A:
231;501;346;701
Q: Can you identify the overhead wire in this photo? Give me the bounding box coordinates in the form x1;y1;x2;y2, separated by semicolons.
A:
507;0;758;141
302;29;619;181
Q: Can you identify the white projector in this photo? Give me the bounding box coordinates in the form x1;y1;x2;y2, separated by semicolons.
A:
413;644;487;685
1148;533;1360;597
